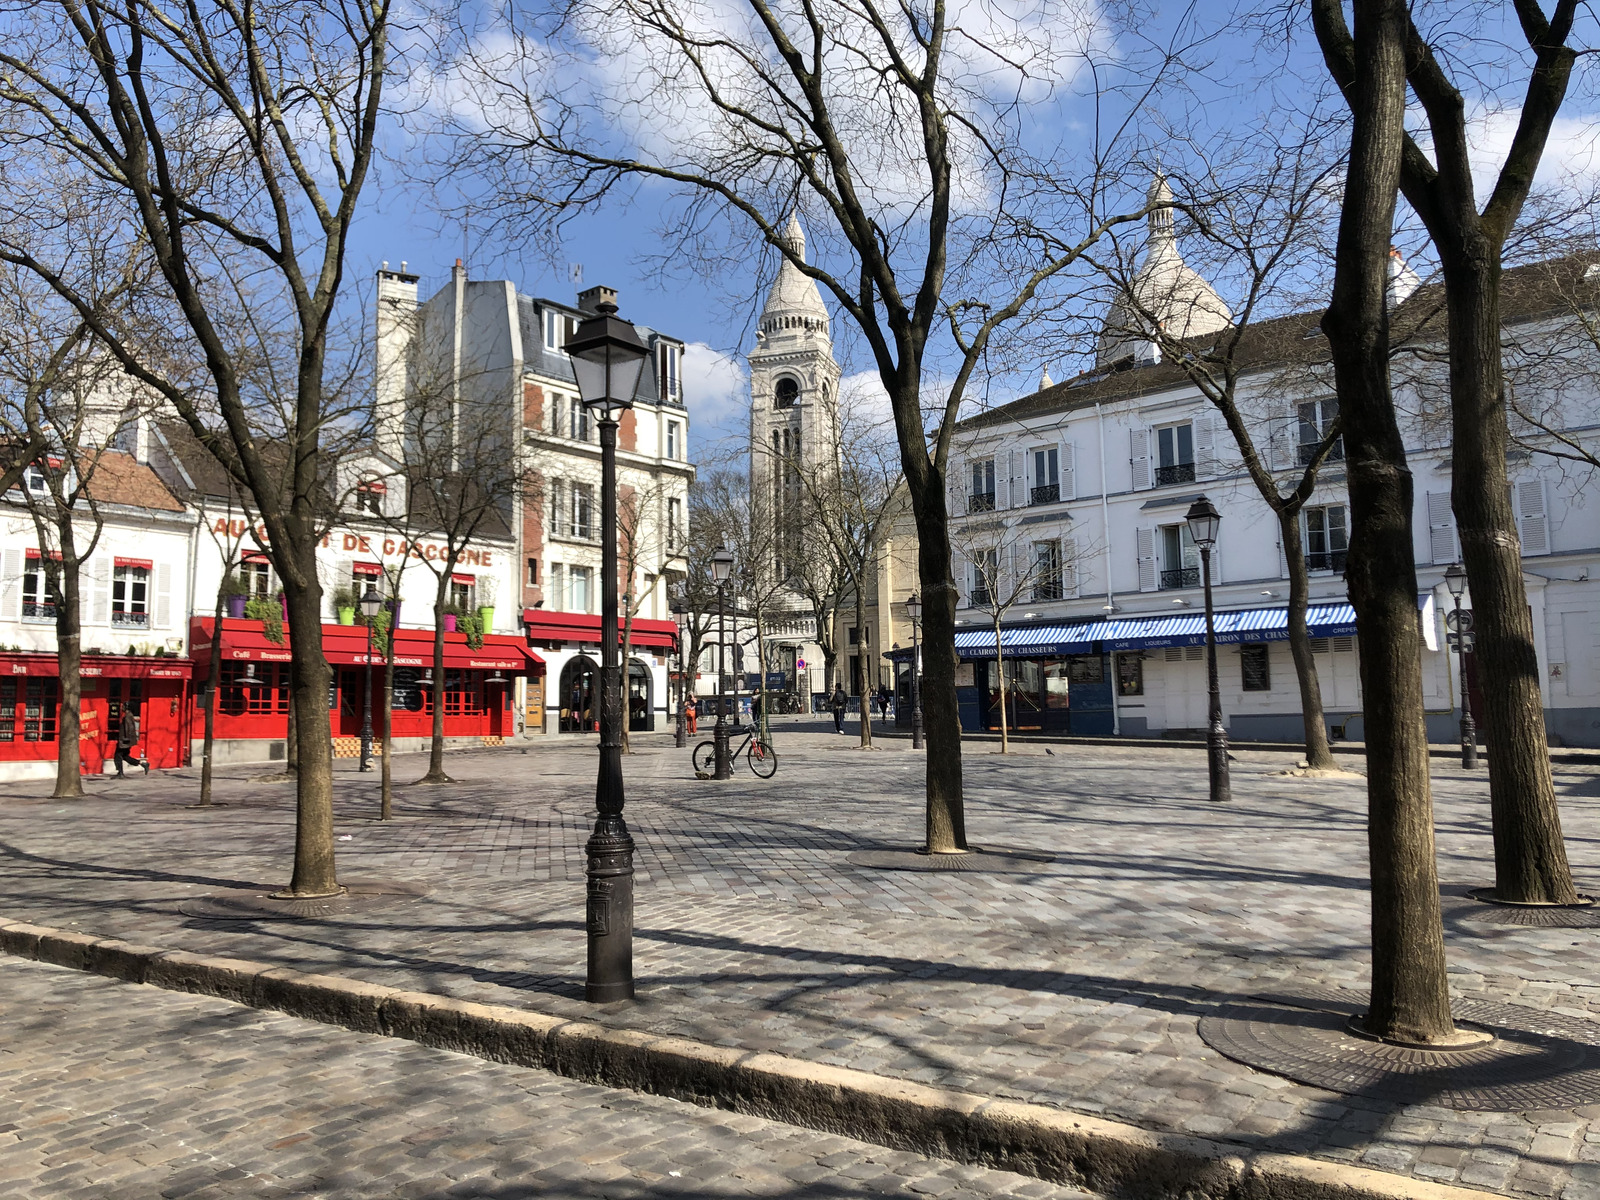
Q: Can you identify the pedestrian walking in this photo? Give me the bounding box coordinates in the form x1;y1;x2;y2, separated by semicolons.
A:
830;684;847;734
876;686;890;721
686;699;698;734
115;709;147;777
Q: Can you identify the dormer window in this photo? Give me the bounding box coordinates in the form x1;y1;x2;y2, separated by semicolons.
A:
659;342;681;402
775;377;799;409
543;308;577;352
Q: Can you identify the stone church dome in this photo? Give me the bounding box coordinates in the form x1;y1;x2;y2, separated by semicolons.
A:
1096;174;1231;366
760;214;830;338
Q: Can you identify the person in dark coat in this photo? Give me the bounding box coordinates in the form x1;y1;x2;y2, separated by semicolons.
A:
115;710;147;777
830;684;848;734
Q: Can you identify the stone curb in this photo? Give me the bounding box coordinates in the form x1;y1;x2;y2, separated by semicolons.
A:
0;917;1501;1200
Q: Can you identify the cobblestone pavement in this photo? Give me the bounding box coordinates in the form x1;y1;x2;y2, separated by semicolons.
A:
0;957;1094;1199
2;725;1600;1197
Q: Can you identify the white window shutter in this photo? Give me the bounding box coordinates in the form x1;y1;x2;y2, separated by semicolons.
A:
0;549;18;616
1195;415;1218;478
1426;492;1458;564
154;562;172;629
1130;428;1151;490
1268;407;1291;472
1060;442;1076;499
1062;537;1079;597
997;459;1010;509
1517;478;1549;556
946;459;963;517
90;557;111;625
1023;448;1035;491
1009;450;1025;509
1136;527;1158;592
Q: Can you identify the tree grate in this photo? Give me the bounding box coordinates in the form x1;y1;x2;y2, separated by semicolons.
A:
845;847;1056;874
1199;986;1600;1111
179;878;430;922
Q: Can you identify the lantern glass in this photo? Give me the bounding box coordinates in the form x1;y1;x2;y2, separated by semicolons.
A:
905;593;922;622
1184;496;1222;549
359;584;383;618
710;546;734;585
1444;562;1468;597
564;302;649;420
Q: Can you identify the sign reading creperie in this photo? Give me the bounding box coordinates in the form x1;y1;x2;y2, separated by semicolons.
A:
209;521;496;568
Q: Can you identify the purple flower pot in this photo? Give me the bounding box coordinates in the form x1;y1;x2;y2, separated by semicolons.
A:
227;595;248;619
443;613;458;633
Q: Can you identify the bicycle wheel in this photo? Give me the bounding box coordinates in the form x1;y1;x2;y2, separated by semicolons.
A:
747;740;778;778
692;740;717;775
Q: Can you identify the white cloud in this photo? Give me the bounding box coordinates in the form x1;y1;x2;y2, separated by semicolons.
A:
1410;101;1600;205
682;341;749;449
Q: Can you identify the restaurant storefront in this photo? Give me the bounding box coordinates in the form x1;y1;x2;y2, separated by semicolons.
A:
0;652;193;779
189;618;543;762
522;609;679;735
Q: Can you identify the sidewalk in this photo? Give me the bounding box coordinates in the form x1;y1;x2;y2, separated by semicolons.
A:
1;736;1597;1198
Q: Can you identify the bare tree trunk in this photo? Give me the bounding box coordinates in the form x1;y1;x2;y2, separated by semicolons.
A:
285;664;299;776
620;613;633;754
51;554;83;798
380;652;394;820
199;589;224;806
755;604;771;743
421;579;450;783
1442;257;1576;904
914;491;966;853
1314;0;1456;1044
281;576;339;897
993;616;1009;755
856;587;872;747
1280;509;1335;768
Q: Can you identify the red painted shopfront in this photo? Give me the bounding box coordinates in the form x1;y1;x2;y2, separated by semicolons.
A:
0;652;192;773
189;618;543;747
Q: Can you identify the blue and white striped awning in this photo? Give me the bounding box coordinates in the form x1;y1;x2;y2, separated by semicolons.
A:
904;595;1435;661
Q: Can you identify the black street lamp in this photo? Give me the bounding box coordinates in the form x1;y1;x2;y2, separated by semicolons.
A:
358;583;382;771
670;599;688;749
565;291;650;1004
1444;562;1478;770
710;546;734;779
1185;496;1229;803
906;592;925;750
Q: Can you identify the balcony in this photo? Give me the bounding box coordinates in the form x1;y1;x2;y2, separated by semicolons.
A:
112;610;150;628
21;601;55;623
967;492;995;513
1160;567;1200;590
1297;439;1345;467
970;586;993;608
1307;549;1347;573
1154;462;1196;487
1030;483;1060;506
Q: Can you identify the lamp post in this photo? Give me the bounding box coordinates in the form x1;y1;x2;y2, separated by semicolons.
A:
565;291;650;1004
906;592;925;750
670;600;688;748
358;583;382;771
1444;562;1478;770
710;546;734;779
1185;496;1229;803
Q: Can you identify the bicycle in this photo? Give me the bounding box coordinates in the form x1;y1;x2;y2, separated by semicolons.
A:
693;726;778;778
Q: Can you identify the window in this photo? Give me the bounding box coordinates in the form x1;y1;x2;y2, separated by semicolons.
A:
544;308;575;351
444;670;482;716
450;575;476;611
569;566;592;613
24;678;57;742
775;377;799;409
241;556;273;596
0;679;12;740
1304;504;1348;573
666;421;681;460
667;497;683;551
1159;524;1200;590
968;460;996;512
21;552;54;622
526;557;539;587
570;396;591;443
1155;423;1195;486
1117;654;1144;697
570;482;594;540
660;343;681;402
23;465;48;496
1030;448;1060;505
1241;643;1271;691
1032;540;1062;600
1297;398;1343;466
550;563;564;608
970;548;998;608
355;479;385;515
112;560;150;627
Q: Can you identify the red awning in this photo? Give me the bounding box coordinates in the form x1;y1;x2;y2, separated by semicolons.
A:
0;652;192;679
189;618;542;673
522;609;678;650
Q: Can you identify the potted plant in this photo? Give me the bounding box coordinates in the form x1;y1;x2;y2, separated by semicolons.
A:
476;575;497;634
458;608;485;650
220;573;249;619
331;584;357;625
441;601;462;633
246;594;286;645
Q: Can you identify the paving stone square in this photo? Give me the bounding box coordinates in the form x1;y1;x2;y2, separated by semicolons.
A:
1;722;1599;1196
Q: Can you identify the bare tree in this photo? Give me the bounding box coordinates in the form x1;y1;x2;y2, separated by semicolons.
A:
450;0;1200;851
194;491;253;807
616;478;678;751
1382;1;1584;907
0;0;396;897
1313;0;1460;1046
